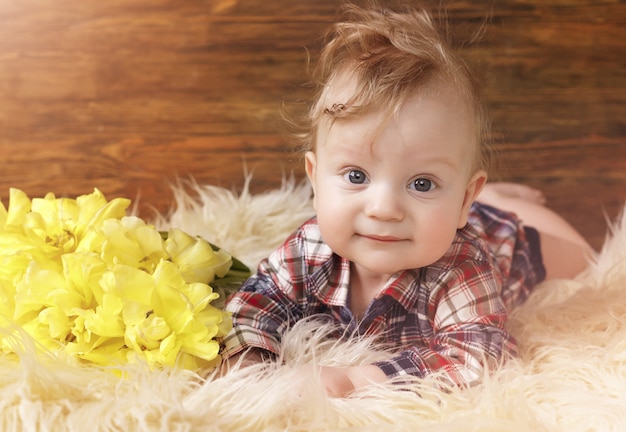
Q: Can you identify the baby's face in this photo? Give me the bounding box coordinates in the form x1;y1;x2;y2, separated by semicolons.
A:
305;82;486;278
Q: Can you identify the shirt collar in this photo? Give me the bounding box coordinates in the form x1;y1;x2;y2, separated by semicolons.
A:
309;254;421;311
308;254;351;306
377;269;422;310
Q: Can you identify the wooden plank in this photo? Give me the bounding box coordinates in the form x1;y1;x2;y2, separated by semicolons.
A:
0;0;624;251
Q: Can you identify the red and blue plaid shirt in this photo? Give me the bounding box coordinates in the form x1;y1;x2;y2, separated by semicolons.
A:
222;203;544;387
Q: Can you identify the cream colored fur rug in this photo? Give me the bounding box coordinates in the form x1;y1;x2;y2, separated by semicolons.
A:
2;177;626;431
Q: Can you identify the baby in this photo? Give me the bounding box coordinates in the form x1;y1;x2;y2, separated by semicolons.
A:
220;3;592;397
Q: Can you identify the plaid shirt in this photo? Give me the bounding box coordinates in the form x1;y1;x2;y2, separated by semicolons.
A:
222;203;543;387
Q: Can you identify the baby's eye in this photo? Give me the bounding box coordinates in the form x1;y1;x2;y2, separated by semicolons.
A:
345;169;368;184
410;178;434;192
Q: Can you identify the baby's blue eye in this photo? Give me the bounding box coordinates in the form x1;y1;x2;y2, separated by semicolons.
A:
411;178;433;192
346;170;367;184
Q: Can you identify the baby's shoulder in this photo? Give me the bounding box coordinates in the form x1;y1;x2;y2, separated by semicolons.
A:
437;226;492;272
421;230;497;295
467;202;523;241
269;217;334;269
423;203;522;285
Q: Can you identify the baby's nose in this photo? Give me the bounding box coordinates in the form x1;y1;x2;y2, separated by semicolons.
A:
364;187;404;221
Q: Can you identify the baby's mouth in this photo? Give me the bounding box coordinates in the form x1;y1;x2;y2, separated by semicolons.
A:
359;234;403;242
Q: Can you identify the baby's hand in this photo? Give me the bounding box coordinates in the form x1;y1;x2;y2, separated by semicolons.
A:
318;365;388;398
318;366;356;398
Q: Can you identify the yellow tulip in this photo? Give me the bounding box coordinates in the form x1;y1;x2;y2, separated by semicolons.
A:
74;189;130;239
61;252;107;308
83;293;125;338
0;199;7;227
38;306;72;339
65;336;127;365
98;217;166;273
4;188;31;228
0;188;240;372
165;228;232;283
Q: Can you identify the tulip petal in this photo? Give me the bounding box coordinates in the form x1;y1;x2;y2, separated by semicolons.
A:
0;187;236;372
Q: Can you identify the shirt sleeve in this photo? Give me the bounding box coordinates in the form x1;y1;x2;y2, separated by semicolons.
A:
220;229;309;360
373;257;514;387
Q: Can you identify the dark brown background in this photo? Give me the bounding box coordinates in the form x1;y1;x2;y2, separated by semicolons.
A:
1;0;624;249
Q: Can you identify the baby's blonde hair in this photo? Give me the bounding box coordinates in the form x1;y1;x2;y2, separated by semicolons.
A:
289;2;493;173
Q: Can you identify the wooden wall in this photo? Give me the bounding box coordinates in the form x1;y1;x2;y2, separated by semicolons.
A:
0;0;624;249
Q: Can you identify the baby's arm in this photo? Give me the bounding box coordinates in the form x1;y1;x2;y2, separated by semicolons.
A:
221;270;302;363
312;259;510;397
220;226;313;369
372;258;512;388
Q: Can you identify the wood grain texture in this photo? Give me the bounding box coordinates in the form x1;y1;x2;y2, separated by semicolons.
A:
0;0;624;249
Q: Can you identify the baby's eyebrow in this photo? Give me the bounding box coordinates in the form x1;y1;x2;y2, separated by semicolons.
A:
413;156;458;170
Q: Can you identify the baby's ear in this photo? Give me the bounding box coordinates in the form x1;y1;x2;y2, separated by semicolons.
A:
304;151;318;209
458;170;488;228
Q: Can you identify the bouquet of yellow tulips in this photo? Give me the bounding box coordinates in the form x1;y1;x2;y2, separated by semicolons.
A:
0;188;250;371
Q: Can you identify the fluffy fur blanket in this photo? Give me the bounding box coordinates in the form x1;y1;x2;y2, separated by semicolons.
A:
2;177;626;431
